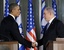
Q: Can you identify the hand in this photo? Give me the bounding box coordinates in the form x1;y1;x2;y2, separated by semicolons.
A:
32;42;36;47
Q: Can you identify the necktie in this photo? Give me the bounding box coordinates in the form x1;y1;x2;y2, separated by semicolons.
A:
43;23;49;34
15;17;17;20
45;23;49;31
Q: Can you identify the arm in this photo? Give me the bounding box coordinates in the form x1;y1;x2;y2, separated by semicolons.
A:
36;37;44;47
11;22;32;48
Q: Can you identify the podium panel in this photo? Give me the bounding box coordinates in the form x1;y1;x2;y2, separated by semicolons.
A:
0;41;18;50
53;41;64;50
46;41;64;50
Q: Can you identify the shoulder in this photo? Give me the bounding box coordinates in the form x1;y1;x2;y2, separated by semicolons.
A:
1;15;14;23
53;18;63;24
54;18;64;28
0;15;16;27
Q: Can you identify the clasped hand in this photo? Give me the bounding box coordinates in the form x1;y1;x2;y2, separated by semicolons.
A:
32;42;36;47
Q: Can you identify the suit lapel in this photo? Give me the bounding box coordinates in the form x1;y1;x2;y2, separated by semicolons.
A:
8;15;15;20
7;15;18;25
44;18;57;35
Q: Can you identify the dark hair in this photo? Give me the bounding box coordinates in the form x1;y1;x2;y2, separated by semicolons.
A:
9;3;19;13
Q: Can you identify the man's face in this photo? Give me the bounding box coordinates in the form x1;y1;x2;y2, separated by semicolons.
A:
43;9;50;21
12;6;21;17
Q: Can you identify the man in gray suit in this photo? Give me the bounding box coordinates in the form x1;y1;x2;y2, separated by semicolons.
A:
34;7;64;50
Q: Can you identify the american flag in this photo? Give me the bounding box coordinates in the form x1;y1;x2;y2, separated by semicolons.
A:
26;0;37;50
39;0;47;50
16;0;25;50
52;0;57;17
3;0;9;17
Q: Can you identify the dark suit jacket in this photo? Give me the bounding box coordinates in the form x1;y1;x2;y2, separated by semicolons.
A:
0;15;32;48
37;18;64;50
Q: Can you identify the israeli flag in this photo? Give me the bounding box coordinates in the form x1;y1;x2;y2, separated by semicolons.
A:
39;0;47;50
3;0;9;17
52;0;57;17
16;0;25;50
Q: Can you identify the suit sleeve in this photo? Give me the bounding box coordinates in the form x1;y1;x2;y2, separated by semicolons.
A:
37;37;44;46
10;22;32;48
56;21;64;37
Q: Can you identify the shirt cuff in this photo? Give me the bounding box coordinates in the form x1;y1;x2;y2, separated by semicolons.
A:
36;42;38;46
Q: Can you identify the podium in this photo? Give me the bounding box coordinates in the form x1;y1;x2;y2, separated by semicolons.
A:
46;38;64;50
0;41;18;50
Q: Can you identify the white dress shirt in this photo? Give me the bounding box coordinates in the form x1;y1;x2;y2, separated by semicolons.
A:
9;14;15;20
47;17;55;29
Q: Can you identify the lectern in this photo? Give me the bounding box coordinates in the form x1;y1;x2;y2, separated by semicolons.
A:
46;38;64;50
0;41;18;50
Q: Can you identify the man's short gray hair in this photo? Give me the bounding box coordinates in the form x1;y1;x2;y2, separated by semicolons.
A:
45;7;54;14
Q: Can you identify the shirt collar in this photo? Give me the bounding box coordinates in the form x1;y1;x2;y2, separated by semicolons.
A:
49;17;55;24
9;14;15;20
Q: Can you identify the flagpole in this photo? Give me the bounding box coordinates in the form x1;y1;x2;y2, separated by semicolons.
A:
3;0;5;16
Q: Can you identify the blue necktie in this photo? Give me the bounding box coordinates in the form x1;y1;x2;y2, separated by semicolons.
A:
45;23;49;31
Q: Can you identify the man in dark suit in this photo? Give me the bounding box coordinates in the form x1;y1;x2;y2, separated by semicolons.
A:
34;7;64;50
0;3;35;48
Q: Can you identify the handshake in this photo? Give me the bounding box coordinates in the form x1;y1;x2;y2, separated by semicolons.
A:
32;42;38;47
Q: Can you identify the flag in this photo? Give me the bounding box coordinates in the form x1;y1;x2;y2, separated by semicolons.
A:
52;0;57;17
41;0;47;34
3;0;9;17
39;0;47;50
16;0;25;50
26;0;37;50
